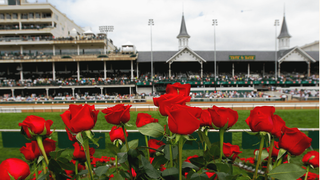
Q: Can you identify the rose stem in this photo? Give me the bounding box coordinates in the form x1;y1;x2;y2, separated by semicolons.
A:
115;140;119;174
168;117;173;168
219;129;225;163
41;160;48;179
122;124;133;180
253;134;265;180
145;135;150;161
204;128;208;151
304;166;310;180
265;136;274;180
179;137;184;180
36;136;49;165
34;163;38;180
84;139;94;180
75;160;80;180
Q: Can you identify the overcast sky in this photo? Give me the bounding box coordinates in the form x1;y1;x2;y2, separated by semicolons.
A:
47;0;318;51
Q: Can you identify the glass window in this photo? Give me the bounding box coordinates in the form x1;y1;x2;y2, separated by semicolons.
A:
0;14;4;19
28;13;34;19
12;13;17;19
21;13;28;19
35;13;40;18
6;13;11;19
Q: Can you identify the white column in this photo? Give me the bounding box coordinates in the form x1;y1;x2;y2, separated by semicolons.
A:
104;61;107;79
129;87;132;95
247;63;250;77
20;46;23;54
77;62;80;80
100;87;103;95
104;45;107;54
263;63;265;77
232;63;234;78
19;22;22;30
169;62;172;78
53;45;55;55
52;62;56;80
216;63;219;76
46;88;49;98
11;89;14;97
77;45;80;55
307;61;310;77
72;88;75;97
131;60;134;80
20;63;23;81
200;62;203;78
136;62;139;78
278;62;281;78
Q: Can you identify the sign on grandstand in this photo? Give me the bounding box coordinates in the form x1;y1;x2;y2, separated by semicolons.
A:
229;55;255;60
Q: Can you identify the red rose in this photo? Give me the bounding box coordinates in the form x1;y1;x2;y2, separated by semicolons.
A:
223;142;242;160
302;151;319;168
300;171;320;180
208;106;238;129
60;104;99;133
102;104;132;125
166;82;191;97
42;138;56;155
0;158;30;180
278;127;312;156
200;110;213;127
165;105;200;135
154;94;191;116
20;141;40;161
185;155;199;162
205;172;217;179
245;106;286;138
128;168;137;178
136;113;158;127
240;157;255;164
148;139;165;154
19;115;53;139
73;142;95;161
109;126;128;143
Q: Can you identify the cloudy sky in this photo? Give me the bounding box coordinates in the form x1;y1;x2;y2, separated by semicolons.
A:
47;0;318;51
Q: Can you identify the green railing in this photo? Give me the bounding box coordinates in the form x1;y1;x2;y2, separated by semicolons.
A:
0;129;318;150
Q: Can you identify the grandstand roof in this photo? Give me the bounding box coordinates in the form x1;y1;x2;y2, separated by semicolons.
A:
137;50;317;62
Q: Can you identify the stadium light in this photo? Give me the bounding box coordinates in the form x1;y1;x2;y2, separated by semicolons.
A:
274;20;279;80
148;19;154;83
212;19;218;91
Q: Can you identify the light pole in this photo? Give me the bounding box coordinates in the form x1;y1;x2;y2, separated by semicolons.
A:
99;26;114;54
212;19;218;91
274;20;279;80
148;19;154;82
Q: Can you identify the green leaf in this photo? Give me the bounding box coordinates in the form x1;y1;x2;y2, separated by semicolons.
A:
37;156;44;164
268;163;307;180
246;131;259;136
57;157;75;171
197;130;212;148
37;173;49;180
189;157;206;169
209;142;220;159
121;139;139;152
182;161;199;171
118;152;128;164
215;163;231;174
277;148;287;161
161;167;179;178
76;132;83;146
215;172;230;180
95;166;110;177
152;155;168;169
254;149;269;163
49;149;66;160
141;155;161;179
190;173;210;180
48;159;70;179
137;123;164;138
106;143;120;155
184;134;197;141
78;169;88;175
84;130;100;147
164;145;178;160
175;134;182;144
114;172;126;180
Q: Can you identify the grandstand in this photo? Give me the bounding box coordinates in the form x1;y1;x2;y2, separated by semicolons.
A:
0;0;318;102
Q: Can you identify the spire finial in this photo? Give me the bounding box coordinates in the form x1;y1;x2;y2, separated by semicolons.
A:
284;3;285;16
182;0;184;16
